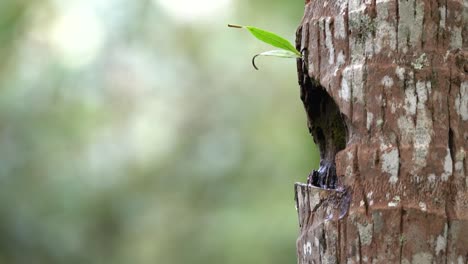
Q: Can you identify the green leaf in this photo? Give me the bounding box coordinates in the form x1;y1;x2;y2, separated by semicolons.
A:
254;50;300;58
251;50;300;70
228;24;301;56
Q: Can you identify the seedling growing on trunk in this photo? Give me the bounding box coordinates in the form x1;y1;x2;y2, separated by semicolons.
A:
228;24;301;70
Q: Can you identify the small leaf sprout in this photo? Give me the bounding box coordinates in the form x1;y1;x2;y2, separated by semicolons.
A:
228;24;302;70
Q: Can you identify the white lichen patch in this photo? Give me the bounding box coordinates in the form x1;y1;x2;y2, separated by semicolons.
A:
366;112;374;131
325;17;335;65
337;50;346;66
345;151;354;177
380;143;399;184
412;81;433;174
455;149;466;177
309;192;321;209
360;200;365;207
396;66;405;81
349;0;366;12
435;224;448;255
303;241;312;256
450;26;462;49
340;64;365;104
398;116;415;143
426;81;432;95
439;6;446;29
357;222;373;246
411;53;428;70
334;14;346;39
340;68;352;102
346;164;354;178
388;196;401;207
455;161;464;174
401;258;410;264
412;252;433;264
390;102;398;114
375;1;397;52
418;202;427;212
352;65;365;104
334;50;346;76
455;81;468;121
345;13;377;58
398;0;424;52
376;119;384;127
336;0;349;13
441;148;453;181
381;76;394;88
444;50;452;63
364;34;375;57
428;174;436;183
404;79;417;115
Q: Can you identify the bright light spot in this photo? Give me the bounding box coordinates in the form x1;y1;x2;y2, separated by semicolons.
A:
48;7;105;68
155;0;232;23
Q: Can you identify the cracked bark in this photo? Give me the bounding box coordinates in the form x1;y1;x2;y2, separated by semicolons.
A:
294;0;468;263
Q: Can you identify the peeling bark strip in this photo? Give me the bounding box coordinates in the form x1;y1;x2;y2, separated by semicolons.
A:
295;0;468;263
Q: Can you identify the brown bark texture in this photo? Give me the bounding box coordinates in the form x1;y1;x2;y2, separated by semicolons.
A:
294;0;468;263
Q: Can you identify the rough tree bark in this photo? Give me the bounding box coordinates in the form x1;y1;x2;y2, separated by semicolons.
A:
294;0;468;263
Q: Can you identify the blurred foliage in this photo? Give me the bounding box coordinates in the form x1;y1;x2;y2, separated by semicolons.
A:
0;0;319;263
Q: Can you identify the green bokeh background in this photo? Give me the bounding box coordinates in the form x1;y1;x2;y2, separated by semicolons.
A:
0;0;319;263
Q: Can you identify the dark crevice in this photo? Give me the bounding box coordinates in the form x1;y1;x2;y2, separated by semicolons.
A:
448;65;454;164
321;231;327;252
380;84;386;132
448;129;455;167
395;136;402;182
398;208;406;264
299;71;348;189
446;65;455;263
411;96;417;126
362;189;369;216
395;0;399;52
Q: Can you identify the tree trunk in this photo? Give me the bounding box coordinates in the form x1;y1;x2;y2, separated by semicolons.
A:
294;0;468;263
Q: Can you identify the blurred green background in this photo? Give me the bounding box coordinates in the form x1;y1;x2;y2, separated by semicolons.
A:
0;0;319;263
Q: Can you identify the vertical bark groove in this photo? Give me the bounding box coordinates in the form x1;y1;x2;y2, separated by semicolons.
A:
398;208;405;264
